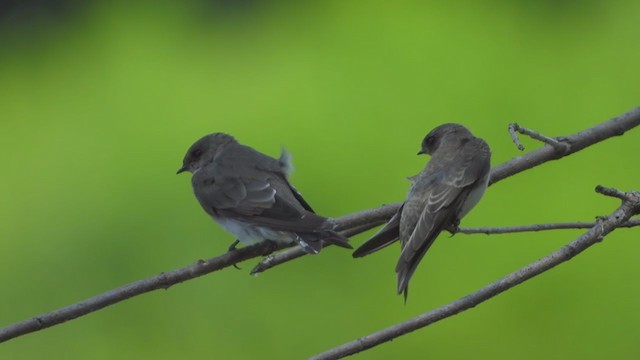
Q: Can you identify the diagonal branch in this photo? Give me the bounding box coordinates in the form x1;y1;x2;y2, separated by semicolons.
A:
490;107;639;185
0;107;638;344
0;205;396;344
0;240;279;343
250;107;640;274
310;187;640;360
251;218;388;275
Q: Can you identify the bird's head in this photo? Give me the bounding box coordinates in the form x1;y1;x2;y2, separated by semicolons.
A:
177;133;237;174
418;123;472;155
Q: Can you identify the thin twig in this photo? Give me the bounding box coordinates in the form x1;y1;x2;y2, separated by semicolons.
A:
507;123;526;151
310;187;640;360
508;122;569;152
457;218;640;234
595;185;635;201
0;107;639;344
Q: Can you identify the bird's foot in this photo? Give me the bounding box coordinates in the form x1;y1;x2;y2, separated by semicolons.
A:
446;220;461;237
227;240;242;270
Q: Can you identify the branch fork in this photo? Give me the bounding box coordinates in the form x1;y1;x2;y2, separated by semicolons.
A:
508;122;570;153
310;186;640;359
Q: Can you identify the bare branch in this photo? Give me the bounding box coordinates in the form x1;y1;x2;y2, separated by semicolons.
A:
249;107;640;274
490;107;640;185
507;123;526;150
310;187;640;360
250;218;640;274
0;206;395;344
595;185;636;202
332;204;400;232
251;219;387;275
508;122;569;151
249;205;401;274
0;240;281;343
0;107;638;344
458;218;640;234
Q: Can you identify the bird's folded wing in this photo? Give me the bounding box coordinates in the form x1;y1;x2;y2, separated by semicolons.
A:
194;159;326;232
248;144;316;213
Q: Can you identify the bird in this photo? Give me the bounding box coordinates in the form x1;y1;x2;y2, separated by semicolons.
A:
353;123;491;300
177;133;352;255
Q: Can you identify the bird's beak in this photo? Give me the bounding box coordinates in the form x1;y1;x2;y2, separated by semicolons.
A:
417;150;426;155
176;165;188;174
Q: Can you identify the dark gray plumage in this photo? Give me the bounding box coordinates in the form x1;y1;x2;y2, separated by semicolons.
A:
353;123;491;299
178;133;351;254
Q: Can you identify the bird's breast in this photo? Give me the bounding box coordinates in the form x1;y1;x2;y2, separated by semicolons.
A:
458;173;489;219
210;215;294;245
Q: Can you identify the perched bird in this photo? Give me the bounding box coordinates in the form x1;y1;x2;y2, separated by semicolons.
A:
353;124;491;299
177;133;351;254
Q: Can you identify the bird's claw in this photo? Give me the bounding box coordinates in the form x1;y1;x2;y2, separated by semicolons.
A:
446;220;461;236
227;240;242;270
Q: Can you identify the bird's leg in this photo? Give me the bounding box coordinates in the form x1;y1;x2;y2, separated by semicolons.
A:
227;239;242;270
446;219;461;237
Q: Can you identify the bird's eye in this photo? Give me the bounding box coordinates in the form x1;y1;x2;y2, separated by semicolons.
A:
192;149;203;158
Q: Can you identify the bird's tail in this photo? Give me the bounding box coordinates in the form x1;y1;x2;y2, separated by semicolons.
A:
293;230;352;254
396;241;434;300
352;205;403;258
321;230;352;249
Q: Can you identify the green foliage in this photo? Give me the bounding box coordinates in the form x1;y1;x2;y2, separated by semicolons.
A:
1;1;639;358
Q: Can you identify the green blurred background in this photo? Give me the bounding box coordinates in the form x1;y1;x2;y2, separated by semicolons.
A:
1;1;639;359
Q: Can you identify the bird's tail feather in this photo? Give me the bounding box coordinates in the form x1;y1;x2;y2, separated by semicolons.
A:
396;239;435;297
322;230;352;249
352;206;403;258
294;230;352;255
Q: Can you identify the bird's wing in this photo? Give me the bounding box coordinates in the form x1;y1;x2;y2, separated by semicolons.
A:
396;138;489;296
256;146;316;213
193;146;326;232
